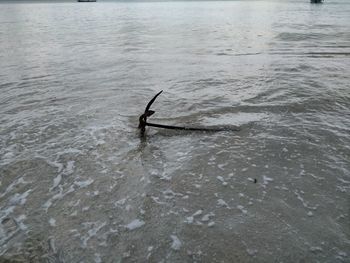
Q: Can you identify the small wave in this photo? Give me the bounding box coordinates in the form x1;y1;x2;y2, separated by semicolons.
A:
268;51;350;58
21;74;52;81
216;52;262;57
305;52;350;57
276;32;329;42
0;82;17;89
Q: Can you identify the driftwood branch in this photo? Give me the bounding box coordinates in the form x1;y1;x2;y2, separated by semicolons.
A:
138;90;163;136
138;91;240;137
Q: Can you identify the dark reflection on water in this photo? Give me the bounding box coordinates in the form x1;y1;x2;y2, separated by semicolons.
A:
0;0;349;262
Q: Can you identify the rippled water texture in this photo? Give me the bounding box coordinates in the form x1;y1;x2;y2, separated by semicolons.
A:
0;0;349;262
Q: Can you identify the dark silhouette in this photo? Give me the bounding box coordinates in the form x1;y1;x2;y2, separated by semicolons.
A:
138;90;163;137
138;91;240;137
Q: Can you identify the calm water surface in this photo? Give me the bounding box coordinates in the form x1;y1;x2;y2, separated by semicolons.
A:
0;0;349;262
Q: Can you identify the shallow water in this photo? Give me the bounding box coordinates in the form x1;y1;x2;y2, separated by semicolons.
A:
0;0;349;262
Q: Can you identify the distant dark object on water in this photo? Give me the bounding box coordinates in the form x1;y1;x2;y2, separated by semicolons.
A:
310;0;323;3
77;0;96;2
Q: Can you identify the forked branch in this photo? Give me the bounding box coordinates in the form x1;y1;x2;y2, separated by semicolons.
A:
138;91;240;137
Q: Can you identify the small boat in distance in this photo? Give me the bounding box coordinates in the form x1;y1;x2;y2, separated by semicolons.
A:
311;0;323;3
77;0;96;2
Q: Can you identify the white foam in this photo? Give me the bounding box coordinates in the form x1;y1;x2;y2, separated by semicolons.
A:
51;174;62;191
0;206;15;221
170;235;182;251
94;253;102;263
43;185;76;212
82;221;107;247
64;161;75;175
247;248;258;256
263;176;274;185
185;216;194;224
207;222;215;227
43;200;53;211
70;211;78;217
49;218;56;227
337;178;350;184
126;219;145;230
14;215;27;230
201;212;215;222
115;198;127;206
294;190;318;210
237;205;247;214
163;189;183;199
217;199;230;208
184;209;205;224
9;189;31;206
151;196;166;205
217;163;227;170
75;179;94;188
336;251;347;260
48;237;57;254
217;176;224;182
192;210;203;217
122;251;130;258
46;160;64;173
0;177;27;198
217;176;228;186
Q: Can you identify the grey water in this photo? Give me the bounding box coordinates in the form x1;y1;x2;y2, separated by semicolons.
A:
0;0;349;262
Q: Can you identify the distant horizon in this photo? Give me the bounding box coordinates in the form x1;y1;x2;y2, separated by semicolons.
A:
0;0;310;3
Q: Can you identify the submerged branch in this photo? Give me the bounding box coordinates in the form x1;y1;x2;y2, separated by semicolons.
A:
146;122;240;132
138;91;240;137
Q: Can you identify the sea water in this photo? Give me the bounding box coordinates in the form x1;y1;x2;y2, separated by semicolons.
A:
0;0;349;261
